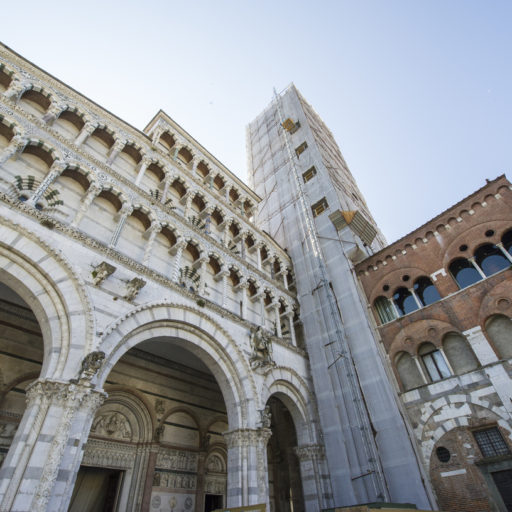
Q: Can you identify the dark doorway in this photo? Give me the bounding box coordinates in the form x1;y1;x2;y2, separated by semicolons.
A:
491;469;512;511
267;396;304;512
204;493;223;512
69;466;123;512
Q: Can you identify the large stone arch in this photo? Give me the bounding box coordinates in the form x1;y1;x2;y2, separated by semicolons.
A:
262;367;317;446
96;302;258;431
0;215;94;379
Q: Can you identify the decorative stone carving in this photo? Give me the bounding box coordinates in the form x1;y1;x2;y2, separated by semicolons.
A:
258;405;272;428
82;438;136;469
156;448;198;471
249;326;275;370
155;399;165;416
92;261;116;286
78;350;105;381
153;471;197;490
124;277;146;301
206;454;223;473
92;412;132;440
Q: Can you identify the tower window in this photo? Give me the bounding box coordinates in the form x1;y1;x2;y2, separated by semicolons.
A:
295;142;308;157
311;198;328;217
473;427;510;458
302;166;317;183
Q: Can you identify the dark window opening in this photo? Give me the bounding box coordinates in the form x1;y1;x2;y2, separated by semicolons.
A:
449;258;482;289
414;277;441;306
473;427;511;458
474;244;509;276
311;198;328;217
392;287;418;316
436;446;451;463
295;142;307;157
302;166;317;183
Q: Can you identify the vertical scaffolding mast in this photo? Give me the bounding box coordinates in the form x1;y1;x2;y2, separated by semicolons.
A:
272;87;389;501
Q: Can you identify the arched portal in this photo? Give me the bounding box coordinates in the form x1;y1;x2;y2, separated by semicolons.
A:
86;304;258;511
73;337;230;512
266;396;305;512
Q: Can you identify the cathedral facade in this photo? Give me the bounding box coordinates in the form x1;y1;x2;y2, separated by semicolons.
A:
0;43;510;512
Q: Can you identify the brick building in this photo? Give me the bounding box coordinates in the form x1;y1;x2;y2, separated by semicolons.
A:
356;175;512;511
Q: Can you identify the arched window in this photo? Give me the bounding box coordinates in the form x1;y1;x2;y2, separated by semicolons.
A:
392;287;419;316
395;352;423;390
442;333;479;374
418;342;451;382
413;277;441;306
373;296;397;324
449;258;482;289
474;244;509;276
502;229;512;255
486;314;512;359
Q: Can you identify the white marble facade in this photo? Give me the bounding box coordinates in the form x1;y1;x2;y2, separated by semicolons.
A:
0;45;327;512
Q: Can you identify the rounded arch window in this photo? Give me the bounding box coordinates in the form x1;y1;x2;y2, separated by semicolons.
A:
373;296;396;324
474;244;509;277
501;229;512;256
413;277;441;306
393;287;419;316
486;314;512;360
449;258;482;289
418;342;451;382
436;446;451;463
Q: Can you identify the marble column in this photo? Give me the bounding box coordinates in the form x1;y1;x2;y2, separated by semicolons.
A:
224;429;271;508
0;135;27;165
0;379;106;512
295;444;331;512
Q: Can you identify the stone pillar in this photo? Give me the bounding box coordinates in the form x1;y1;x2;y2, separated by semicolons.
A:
283;269;289;290
468;257;486;279
171;240;187;282
196;257;209;295
26;160;67;207
160;172;174;205
194;451;207;512
273;303;282;337
295;444;331;512
256;244;263;270
0;379;106;512
106;139;125;165
496;242;512;263
3;79;27;102
412;355;429;384
259;296;265;327
0;135;27;165
239;280;249;319
140;447;159;512
42;102;66;125
74;120;97;146
224;429;271;508
142;222;162;266
220;268;230;308
135;156;152;186
463;326;499;365
109;203;133;248
287;311;296;346
409;288;423;309
71;182;102;227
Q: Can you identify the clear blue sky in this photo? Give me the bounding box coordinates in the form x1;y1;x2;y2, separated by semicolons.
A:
2;1;511;242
